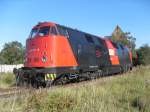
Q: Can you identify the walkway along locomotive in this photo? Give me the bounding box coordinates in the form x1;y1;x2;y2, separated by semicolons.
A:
13;22;132;87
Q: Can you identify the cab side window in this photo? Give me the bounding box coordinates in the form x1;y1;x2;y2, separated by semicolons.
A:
57;26;69;37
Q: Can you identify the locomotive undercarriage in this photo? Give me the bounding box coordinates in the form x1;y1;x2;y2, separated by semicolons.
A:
13;65;132;88
13;67;104;88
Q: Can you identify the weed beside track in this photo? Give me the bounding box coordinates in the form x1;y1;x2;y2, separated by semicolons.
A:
0;66;150;112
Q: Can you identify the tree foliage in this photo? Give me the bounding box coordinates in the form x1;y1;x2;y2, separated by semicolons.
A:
0;41;24;64
111;26;136;49
110;25;137;65
136;44;150;65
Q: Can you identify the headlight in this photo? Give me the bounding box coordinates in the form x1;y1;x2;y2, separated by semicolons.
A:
42;56;47;62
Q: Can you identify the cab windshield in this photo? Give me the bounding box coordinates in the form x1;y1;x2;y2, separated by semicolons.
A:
30;28;38;38
30;26;57;38
38;27;50;36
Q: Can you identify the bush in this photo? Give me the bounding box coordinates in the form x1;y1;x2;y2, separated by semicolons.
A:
137;44;150;65
0;73;15;88
25;90;76;112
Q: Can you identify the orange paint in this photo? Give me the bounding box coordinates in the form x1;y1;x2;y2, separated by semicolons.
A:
53;35;78;67
104;39;120;65
25;22;78;67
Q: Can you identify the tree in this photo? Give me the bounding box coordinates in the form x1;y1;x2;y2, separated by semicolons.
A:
111;25;136;48
0;41;24;64
136;44;150;65
110;25;137;65
111;25;127;45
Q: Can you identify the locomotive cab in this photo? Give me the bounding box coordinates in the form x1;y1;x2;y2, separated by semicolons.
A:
25;22;78;69
25;22;58;67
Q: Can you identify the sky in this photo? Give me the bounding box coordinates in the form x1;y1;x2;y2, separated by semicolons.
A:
0;0;150;50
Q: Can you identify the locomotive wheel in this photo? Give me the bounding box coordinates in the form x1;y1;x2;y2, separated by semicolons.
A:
31;75;46;88
31;78;39;88
53;75;68;85
16;74;27;87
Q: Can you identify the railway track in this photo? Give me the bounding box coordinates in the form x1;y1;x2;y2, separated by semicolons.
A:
0;68;137;99
0;87;31;99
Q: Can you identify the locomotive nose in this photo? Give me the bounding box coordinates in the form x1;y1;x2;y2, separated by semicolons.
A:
25;36;53;67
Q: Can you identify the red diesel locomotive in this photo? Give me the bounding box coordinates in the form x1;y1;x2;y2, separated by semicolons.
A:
14;22;132;87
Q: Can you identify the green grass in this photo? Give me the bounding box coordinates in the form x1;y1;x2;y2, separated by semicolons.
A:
0;66;150;112
0;73;15;88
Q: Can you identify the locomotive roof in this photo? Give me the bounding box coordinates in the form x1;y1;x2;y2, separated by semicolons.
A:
57;23;104;40
34;21;104;40
33;22;56;29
